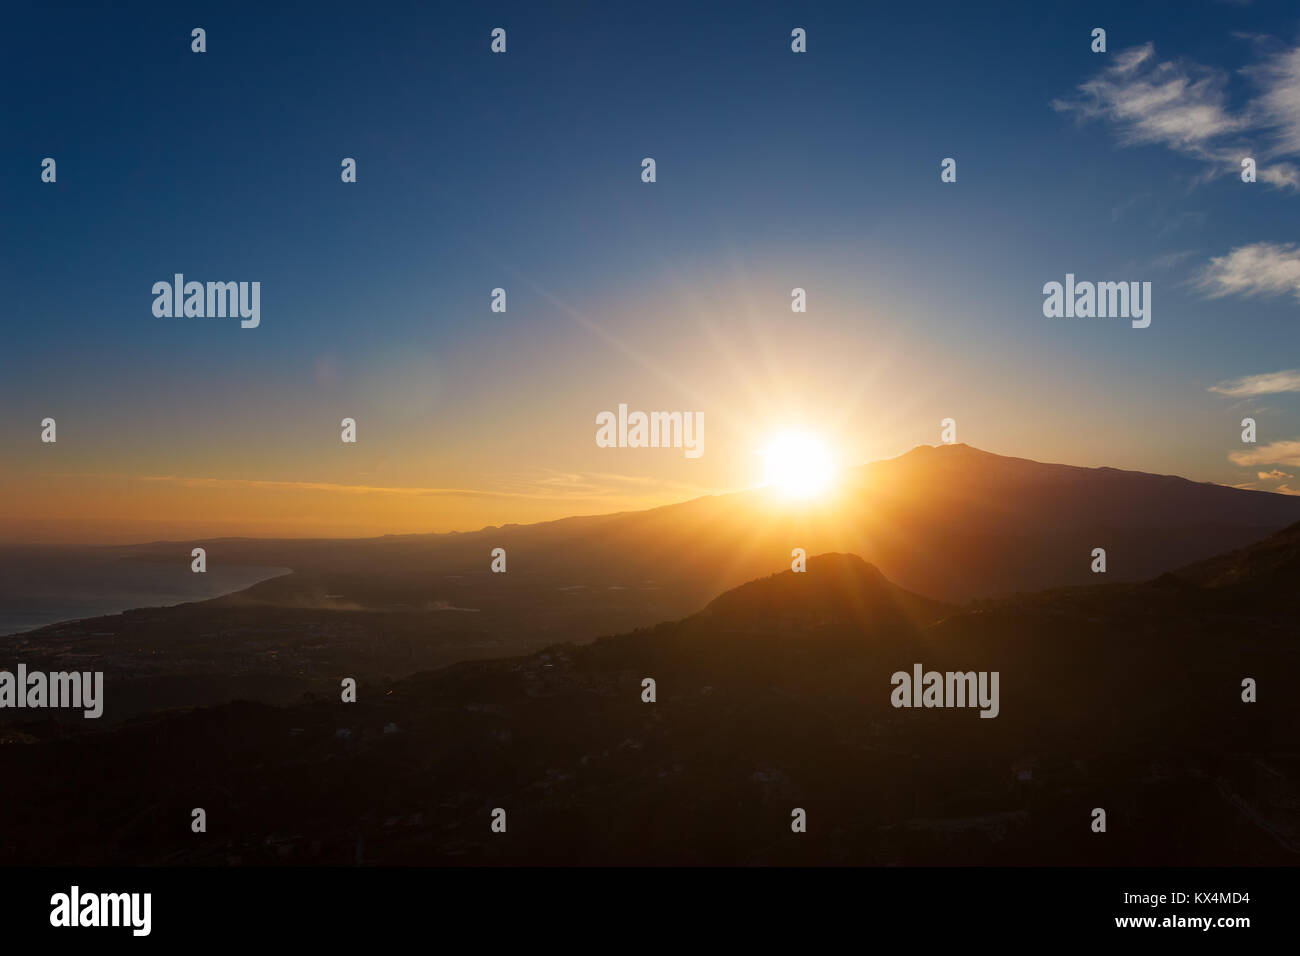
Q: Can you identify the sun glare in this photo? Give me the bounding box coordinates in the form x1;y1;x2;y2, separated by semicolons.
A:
761;431;835;499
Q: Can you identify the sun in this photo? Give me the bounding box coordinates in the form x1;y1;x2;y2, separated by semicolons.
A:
761;430;835;499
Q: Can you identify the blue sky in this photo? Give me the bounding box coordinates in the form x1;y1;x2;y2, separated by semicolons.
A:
2;0;1299;541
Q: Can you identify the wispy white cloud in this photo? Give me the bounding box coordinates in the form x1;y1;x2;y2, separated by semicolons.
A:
1258;468;1294;480
1197;242;1300;300
1243;44;1300;156
1054;40;1300;191
1053;43;1245;152
1258;161;1300;188
1209;367;1300;396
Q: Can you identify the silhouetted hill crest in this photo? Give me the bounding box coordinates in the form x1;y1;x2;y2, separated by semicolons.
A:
702;552;950;631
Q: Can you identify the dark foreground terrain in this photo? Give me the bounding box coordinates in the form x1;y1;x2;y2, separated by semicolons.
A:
1;522;1297;866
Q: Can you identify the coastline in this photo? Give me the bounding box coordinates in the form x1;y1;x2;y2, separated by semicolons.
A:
0;555;292;636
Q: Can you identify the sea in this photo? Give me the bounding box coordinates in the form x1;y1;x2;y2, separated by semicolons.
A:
0;546;290;635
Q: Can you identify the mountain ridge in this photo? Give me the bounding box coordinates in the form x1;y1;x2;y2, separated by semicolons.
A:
108;442;1300;551
107;443;1300;608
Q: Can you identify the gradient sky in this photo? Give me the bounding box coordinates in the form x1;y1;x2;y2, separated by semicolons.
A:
2;0;1299;542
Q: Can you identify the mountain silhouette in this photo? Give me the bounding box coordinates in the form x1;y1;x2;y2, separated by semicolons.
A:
112;441;1300;617
9;445;1297;725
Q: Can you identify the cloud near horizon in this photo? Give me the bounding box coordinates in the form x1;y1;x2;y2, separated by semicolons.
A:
483;468;715;502
135;470;714;504
1228;439;1300;468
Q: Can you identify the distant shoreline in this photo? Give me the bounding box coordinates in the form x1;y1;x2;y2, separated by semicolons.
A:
0;554;292;637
